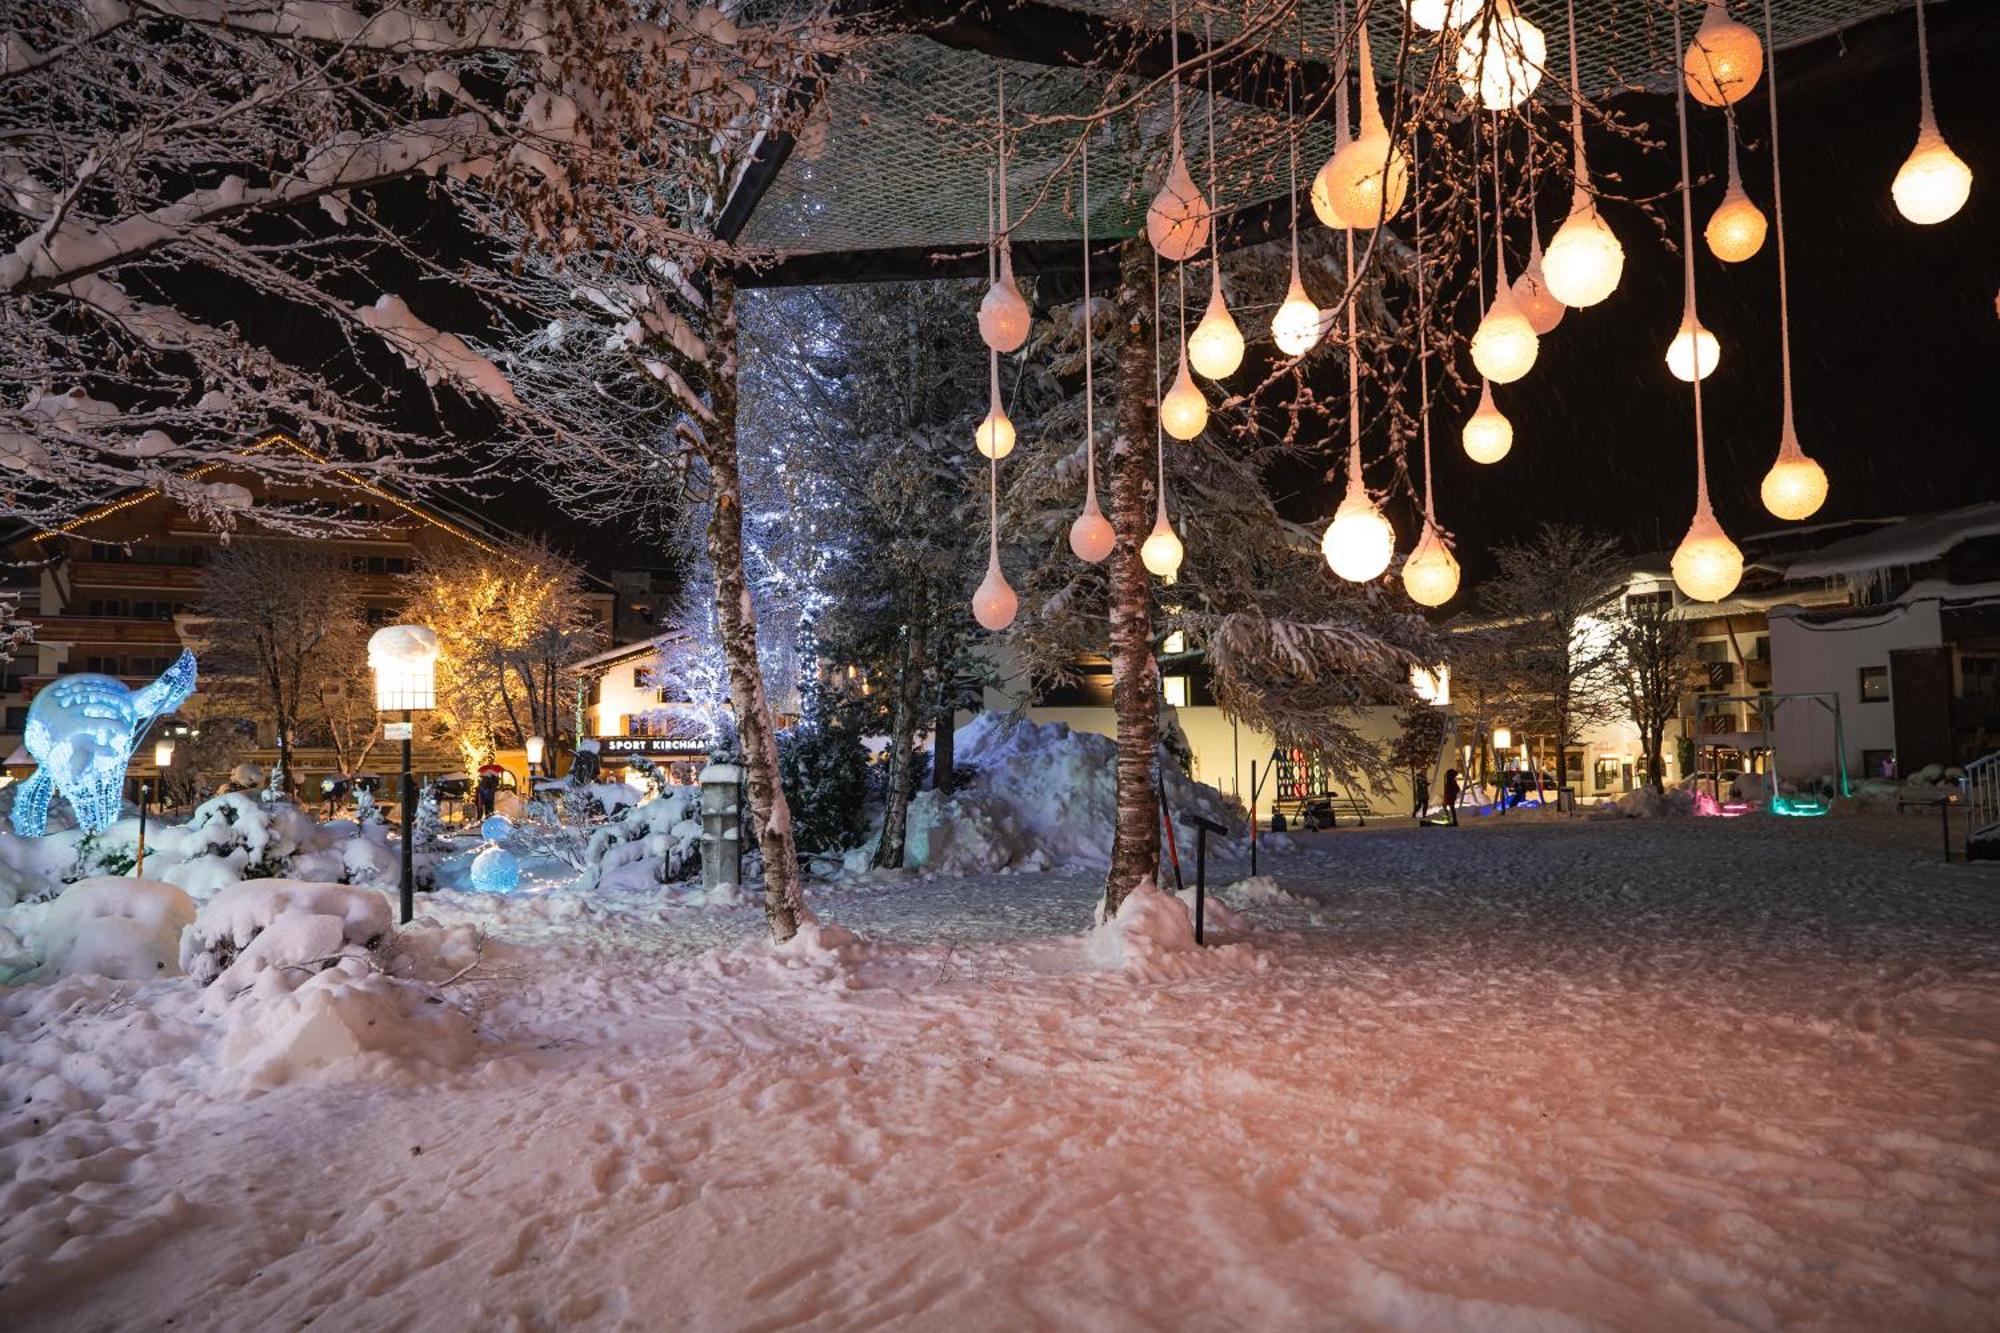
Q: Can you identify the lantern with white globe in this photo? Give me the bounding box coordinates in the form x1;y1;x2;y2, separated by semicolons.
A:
1512;215;1566;336
1462;381;1513;464
1402;142;1458;610
978;252;1030;354
1141;501;1184;581
1316;28;1410;229
1542;0;1624;308
1705;123;1767;263
974;356;1015;459
972;547;1018;631
1160;347;1208;441
1402;525;1461;608
1891;0;1972;226
1665;305;1720;383
1683;0;1763;108
1471;253;1539;384
1672;507;1744;604
1323;485;1396;584
1271;265;1322;357
1456;1;1545;111
1146;9;1210;261
1189;270;1244;379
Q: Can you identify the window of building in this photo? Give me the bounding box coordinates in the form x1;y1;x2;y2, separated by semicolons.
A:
633;666;648;688
1859;665;1890;703
1696;640;1730;662
1162;630;1186;655
1162;675;1190;708
1861;749;1896;780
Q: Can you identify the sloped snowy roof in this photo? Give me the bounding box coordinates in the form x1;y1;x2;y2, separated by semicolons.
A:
1784;503;2000;580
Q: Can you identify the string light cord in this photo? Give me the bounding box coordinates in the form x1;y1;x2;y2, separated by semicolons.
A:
1081;131;1096;504
1761;0;1795;440
1671;0;1712;515
1414;135;1436;533
1563;0;1589;190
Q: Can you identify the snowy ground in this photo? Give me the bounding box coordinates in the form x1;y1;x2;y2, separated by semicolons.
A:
6;814;1998;1331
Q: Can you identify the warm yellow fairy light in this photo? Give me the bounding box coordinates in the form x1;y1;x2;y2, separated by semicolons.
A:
1401;525;1461;607
1160;350;1208;440
978;253;1031;354
1893;127;1973;225
971;549;1018;631
1671;508;1744;603
1513;235;1566;336
1456;2;1545;112
1683;0;1763;108
1147;137;1211;262
1462;381;1513;464
975;356;1015;459
1471;284;1539;384
1321;487;1396;584
1270;267;1322;357
1666;308;1720;382
1318;28;1410;228
1543;190;1624;308
1706;182;1768;262
1141;507;1184;580
1188;276;1244;379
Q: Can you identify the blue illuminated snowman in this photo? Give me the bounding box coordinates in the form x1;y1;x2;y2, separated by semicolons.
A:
13;650;197;837
469;813;519;893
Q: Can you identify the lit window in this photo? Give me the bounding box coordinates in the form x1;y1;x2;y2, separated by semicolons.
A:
1859;666;1889;703
1163;675;1190;707
1162;631;1186;655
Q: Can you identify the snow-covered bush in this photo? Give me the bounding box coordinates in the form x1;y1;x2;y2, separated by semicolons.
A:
779;722;868;854
180;878;393;987
3;876;196;981
580;788;703;890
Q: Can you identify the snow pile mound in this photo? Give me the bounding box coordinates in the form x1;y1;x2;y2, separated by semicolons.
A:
1086;878;1266;981
1605;785;1698;819
1217;874;1308;906
903;715;1242;876
700;912;874;990
181;879;392;986
580;787;702;891
4;876;195;981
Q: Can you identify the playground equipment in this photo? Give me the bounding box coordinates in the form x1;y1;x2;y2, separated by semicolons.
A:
1692;691;1850;816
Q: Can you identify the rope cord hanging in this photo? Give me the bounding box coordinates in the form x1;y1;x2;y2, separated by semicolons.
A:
1764;0;1794;426
1673;2;1710;515
1415;137;1435;530
1564;0;1588;187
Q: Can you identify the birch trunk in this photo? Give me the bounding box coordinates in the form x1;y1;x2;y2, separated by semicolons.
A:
872;624;927;869
704;275;805;941
1103;237;1161;916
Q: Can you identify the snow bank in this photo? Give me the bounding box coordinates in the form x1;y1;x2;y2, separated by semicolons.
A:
5;876;195;981
902;715;1242;877
1605;785;1698;819
1217;874;1306;905
1086;878;1265;981
181;879;393;986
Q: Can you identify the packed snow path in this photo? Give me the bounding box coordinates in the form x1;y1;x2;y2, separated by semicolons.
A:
6;816;1998;1331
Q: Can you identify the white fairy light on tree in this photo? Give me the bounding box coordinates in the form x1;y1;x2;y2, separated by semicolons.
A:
1542;0;1625;308
1146;0;1210;262
978;74;1031;355
1683;0;1764;109
1471;126;1539;384
1070;133;1116;563
1891;0;1972;226
1456;0;1545;112
1317;19;1410;229
1321;222;1395;583
1668;0;1744;604
1757;0;1828;520
1705;116;1768;263
1401;139;1460;607
1188;18;1243;380
1142;251;1185;580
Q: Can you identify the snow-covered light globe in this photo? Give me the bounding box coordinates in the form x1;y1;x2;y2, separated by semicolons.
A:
1683;0;1763;108
1146;139;1211;262
1141;512;1184;580
1892;127;1973;225
1705;184;1768;263
1543;192;1625;308
1401;527;1461;607
480;814;514;842
470;845;520;894
368;624;438;711
975;403;1016;460
1761;431;1829;521
1666;312;1721;382
1270;270;1322;357
978;253;1031;353
1456;3;1545;111
1513;241;1566;336
1160;352;1209;440
1672;510;1744;603
1462;382;1513;464
1471;286;1539;384
1188;278;1244;380
1321;490;1396;583
972;552;1018;631
1070;500;1115;563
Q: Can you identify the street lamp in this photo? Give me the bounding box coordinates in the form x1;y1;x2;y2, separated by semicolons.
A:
136;737;175;877
525;734;545;783
369;625;439;925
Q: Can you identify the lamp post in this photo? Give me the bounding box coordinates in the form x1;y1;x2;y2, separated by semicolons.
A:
369;625;439;925
525;734;545;784
135;737;175;877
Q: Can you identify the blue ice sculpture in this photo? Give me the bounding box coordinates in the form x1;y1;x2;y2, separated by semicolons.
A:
469;845;520;893
13;649;197;837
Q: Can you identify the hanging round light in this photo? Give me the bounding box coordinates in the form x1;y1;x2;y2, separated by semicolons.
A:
1471;266;1539;384
1318;27;1411;228
1406;0;1481;33
1141;508;1185;581
1402;525;1461;607
972;547;1019;631
1161;348;1208;440
1070;131;1116;564
1513;234;1566;336
1672;509;1744;603
1542;0;1624;308
1144;251;1185;583
1705;121;1767;262
1322;487;1396;583
974;354;1015;459
1665;306;1720;382
1462;381;1513;464
1892;0;1971;225
1756;0;1827;522
1187;26;1243;381
1456;1;1545;112
1271;268;1322;357
1147;5;1210;261
1683;0;1763;108
1402;139;1458;610
978;76;1030;354
1070;502;1115;564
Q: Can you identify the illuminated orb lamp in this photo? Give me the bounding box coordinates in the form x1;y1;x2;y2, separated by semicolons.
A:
1705;183;1768;262
524;734;545;771
972;549;1019;631
1893;126;1973;225
369;624;439;711
1188;275;1245;380
978;251;1031;353
1543;190;1625;307
1270;268;1322;357
1471;284;1539;384
1761;424;1829;521
1317;29;1410;228
469;844;520;894
1146;136;1211;262
1456;2;1545;111
1683;0;1763;108
1492;726;1513;752
1070;499;1115;563
1402;526;1461;607
1666;310;1721;382
1513;238;1566;336
1141;505;1184;580
1321;488;1396;583
975;357;1015;459
1671;508;1744;603
1462;381;1513;464
9;648;197;837
480;814;514;842
1160;349;1209;440
1406;0;1480;32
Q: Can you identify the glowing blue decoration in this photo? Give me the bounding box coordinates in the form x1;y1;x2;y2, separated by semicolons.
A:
13;650;197;838
480;814;514;843
469;845;520;894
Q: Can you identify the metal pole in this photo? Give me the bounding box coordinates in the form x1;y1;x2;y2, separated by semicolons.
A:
136;781;149;877
1194;823;1207;946
1941;794;1952;863
400;708;414;925
1249;760;1259;877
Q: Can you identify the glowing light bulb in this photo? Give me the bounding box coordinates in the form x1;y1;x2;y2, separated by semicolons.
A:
1761;423;1828;521
1471;284;1539;384
1406;0;1481;32
1146;137;1211;262
1314;28;1409;228
1671;508;1743;603
1462;381;1513;464
1401;526;1461;607
1187;274;1244;379
1141;506;1184;580
1321;486;1396;583
1543;189;1625;308
1456;2;1545;111
1513;236;1566;336
1160;350;1208;441
972;548;1018;630
1705;183;1767;262
1271;267;1322;357
978;249;1030;353
1683;0;1763;108
1666;310;1720;382
975;357;1014;459
1893;125;1973;225
1070;499;1115;563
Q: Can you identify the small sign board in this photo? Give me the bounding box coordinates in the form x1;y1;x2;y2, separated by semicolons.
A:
383;721;414;741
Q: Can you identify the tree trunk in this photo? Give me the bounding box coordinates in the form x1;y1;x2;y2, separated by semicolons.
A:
704;274;805;942
1103;237;1160;918
873;625;926;869
933;691;956;796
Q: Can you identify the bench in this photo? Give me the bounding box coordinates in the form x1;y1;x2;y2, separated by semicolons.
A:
1277;794;1374;830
